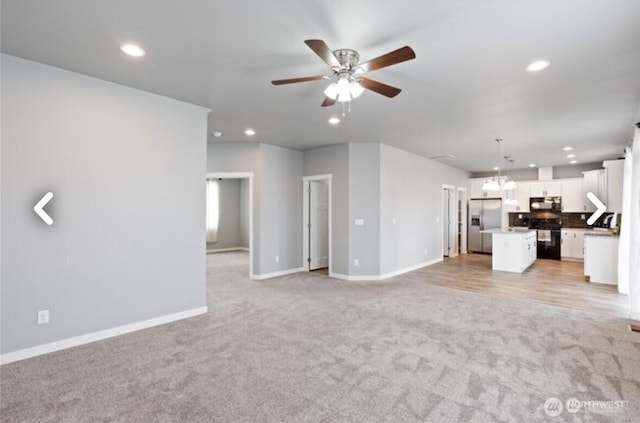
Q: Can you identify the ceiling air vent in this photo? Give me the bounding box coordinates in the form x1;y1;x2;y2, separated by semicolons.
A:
428;153;455;160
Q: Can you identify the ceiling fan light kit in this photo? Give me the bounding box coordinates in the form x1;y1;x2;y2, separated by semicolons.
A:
272;40;415;114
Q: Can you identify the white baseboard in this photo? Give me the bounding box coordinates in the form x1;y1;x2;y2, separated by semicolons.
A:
252;267;303;280
379;257;443;279
0;306;208;365
207;247;249;254
329;258;442;281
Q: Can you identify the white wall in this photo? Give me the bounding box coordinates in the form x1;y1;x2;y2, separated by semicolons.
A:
1;55;209;357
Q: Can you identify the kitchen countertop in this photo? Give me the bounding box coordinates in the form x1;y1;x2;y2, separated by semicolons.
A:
583;229;619;237
484;228;536;235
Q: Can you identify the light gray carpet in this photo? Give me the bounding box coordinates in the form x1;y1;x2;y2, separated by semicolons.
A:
1;252;639;422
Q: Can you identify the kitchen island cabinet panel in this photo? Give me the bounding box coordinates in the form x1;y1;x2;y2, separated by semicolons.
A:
492;230;537;273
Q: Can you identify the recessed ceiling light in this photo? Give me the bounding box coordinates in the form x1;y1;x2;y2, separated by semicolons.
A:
528;163;536;168
493;166;500;171
328;117;341;125
570;160;578;164
526;60;550;72
120;43;146;57
211;131;222;138
244;129;256;136
566;154;576;158
563;146;573;151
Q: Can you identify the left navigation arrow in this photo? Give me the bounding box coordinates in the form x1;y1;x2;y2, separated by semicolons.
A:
34;192;54;225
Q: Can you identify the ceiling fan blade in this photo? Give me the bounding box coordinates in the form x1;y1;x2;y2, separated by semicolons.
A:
304;39;341;68
358;46;416;73
321;97;336;107
359;77;402;98
271;75;325;85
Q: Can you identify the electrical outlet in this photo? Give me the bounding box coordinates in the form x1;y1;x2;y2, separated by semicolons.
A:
275;256;279;263
581;214;586;220
37;310;49;325
353;259;359;267
424;249;428;256
436;217;440;223
518;214;523;219
392;217;397;225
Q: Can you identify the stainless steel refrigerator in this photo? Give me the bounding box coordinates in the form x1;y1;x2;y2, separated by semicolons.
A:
468;198;502;253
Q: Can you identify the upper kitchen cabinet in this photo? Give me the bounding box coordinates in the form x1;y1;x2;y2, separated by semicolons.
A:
582;169;606;212
603;159;624;213
469;178;503;199
513;181;530;212
529;181;561;197
560;178;584;212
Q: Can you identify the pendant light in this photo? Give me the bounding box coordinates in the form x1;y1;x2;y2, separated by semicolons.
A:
481;139;517;191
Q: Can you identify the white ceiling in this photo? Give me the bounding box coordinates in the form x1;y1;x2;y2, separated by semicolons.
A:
2;0;640;172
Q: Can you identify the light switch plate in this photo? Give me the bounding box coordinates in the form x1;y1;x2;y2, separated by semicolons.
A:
354;218;364;226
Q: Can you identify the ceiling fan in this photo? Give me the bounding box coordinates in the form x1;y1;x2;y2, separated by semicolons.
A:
271;39;416;107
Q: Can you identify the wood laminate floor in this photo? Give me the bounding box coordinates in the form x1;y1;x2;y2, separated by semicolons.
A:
406;253;629;318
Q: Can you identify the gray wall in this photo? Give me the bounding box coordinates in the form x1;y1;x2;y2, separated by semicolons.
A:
207;179;242;250
207;143;261;271
380;144;470;275
207;143;302;275
471;162;603;180
240;179;250;248
348;144;381;276
259;144;303;274
1;55;208;354
303;144;349;275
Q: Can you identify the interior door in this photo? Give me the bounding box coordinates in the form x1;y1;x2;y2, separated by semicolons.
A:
309;180;329;270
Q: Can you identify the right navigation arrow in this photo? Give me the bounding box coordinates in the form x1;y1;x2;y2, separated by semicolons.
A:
586;192;606;225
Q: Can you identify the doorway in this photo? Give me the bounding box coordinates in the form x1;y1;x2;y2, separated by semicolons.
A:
442;185;457;257
206;172;254;278
302;175;332;273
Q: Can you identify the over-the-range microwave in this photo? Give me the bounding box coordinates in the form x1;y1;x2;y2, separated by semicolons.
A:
530;196;562;212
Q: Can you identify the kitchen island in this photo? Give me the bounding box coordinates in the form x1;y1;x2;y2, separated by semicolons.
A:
484;229;537;273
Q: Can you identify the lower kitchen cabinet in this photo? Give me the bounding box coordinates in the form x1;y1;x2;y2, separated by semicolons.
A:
561;229;584;260
584;234;619;285
492;230;537;273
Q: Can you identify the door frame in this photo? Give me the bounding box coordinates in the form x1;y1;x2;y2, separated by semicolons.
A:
457;187;468;254
302;174;332;272
442;184;457;257
206;172;254;279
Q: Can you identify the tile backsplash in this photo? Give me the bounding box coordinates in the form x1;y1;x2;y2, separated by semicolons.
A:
508;212;616;228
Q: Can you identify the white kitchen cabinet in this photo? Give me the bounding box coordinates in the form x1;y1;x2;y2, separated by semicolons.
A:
582;169;606;212
469;178;490;199
561;229;584;260
492;230;537;273
584;234;618;285
529;181;562;197
561;178;584;212
603;159;624;213
513;182;530;212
